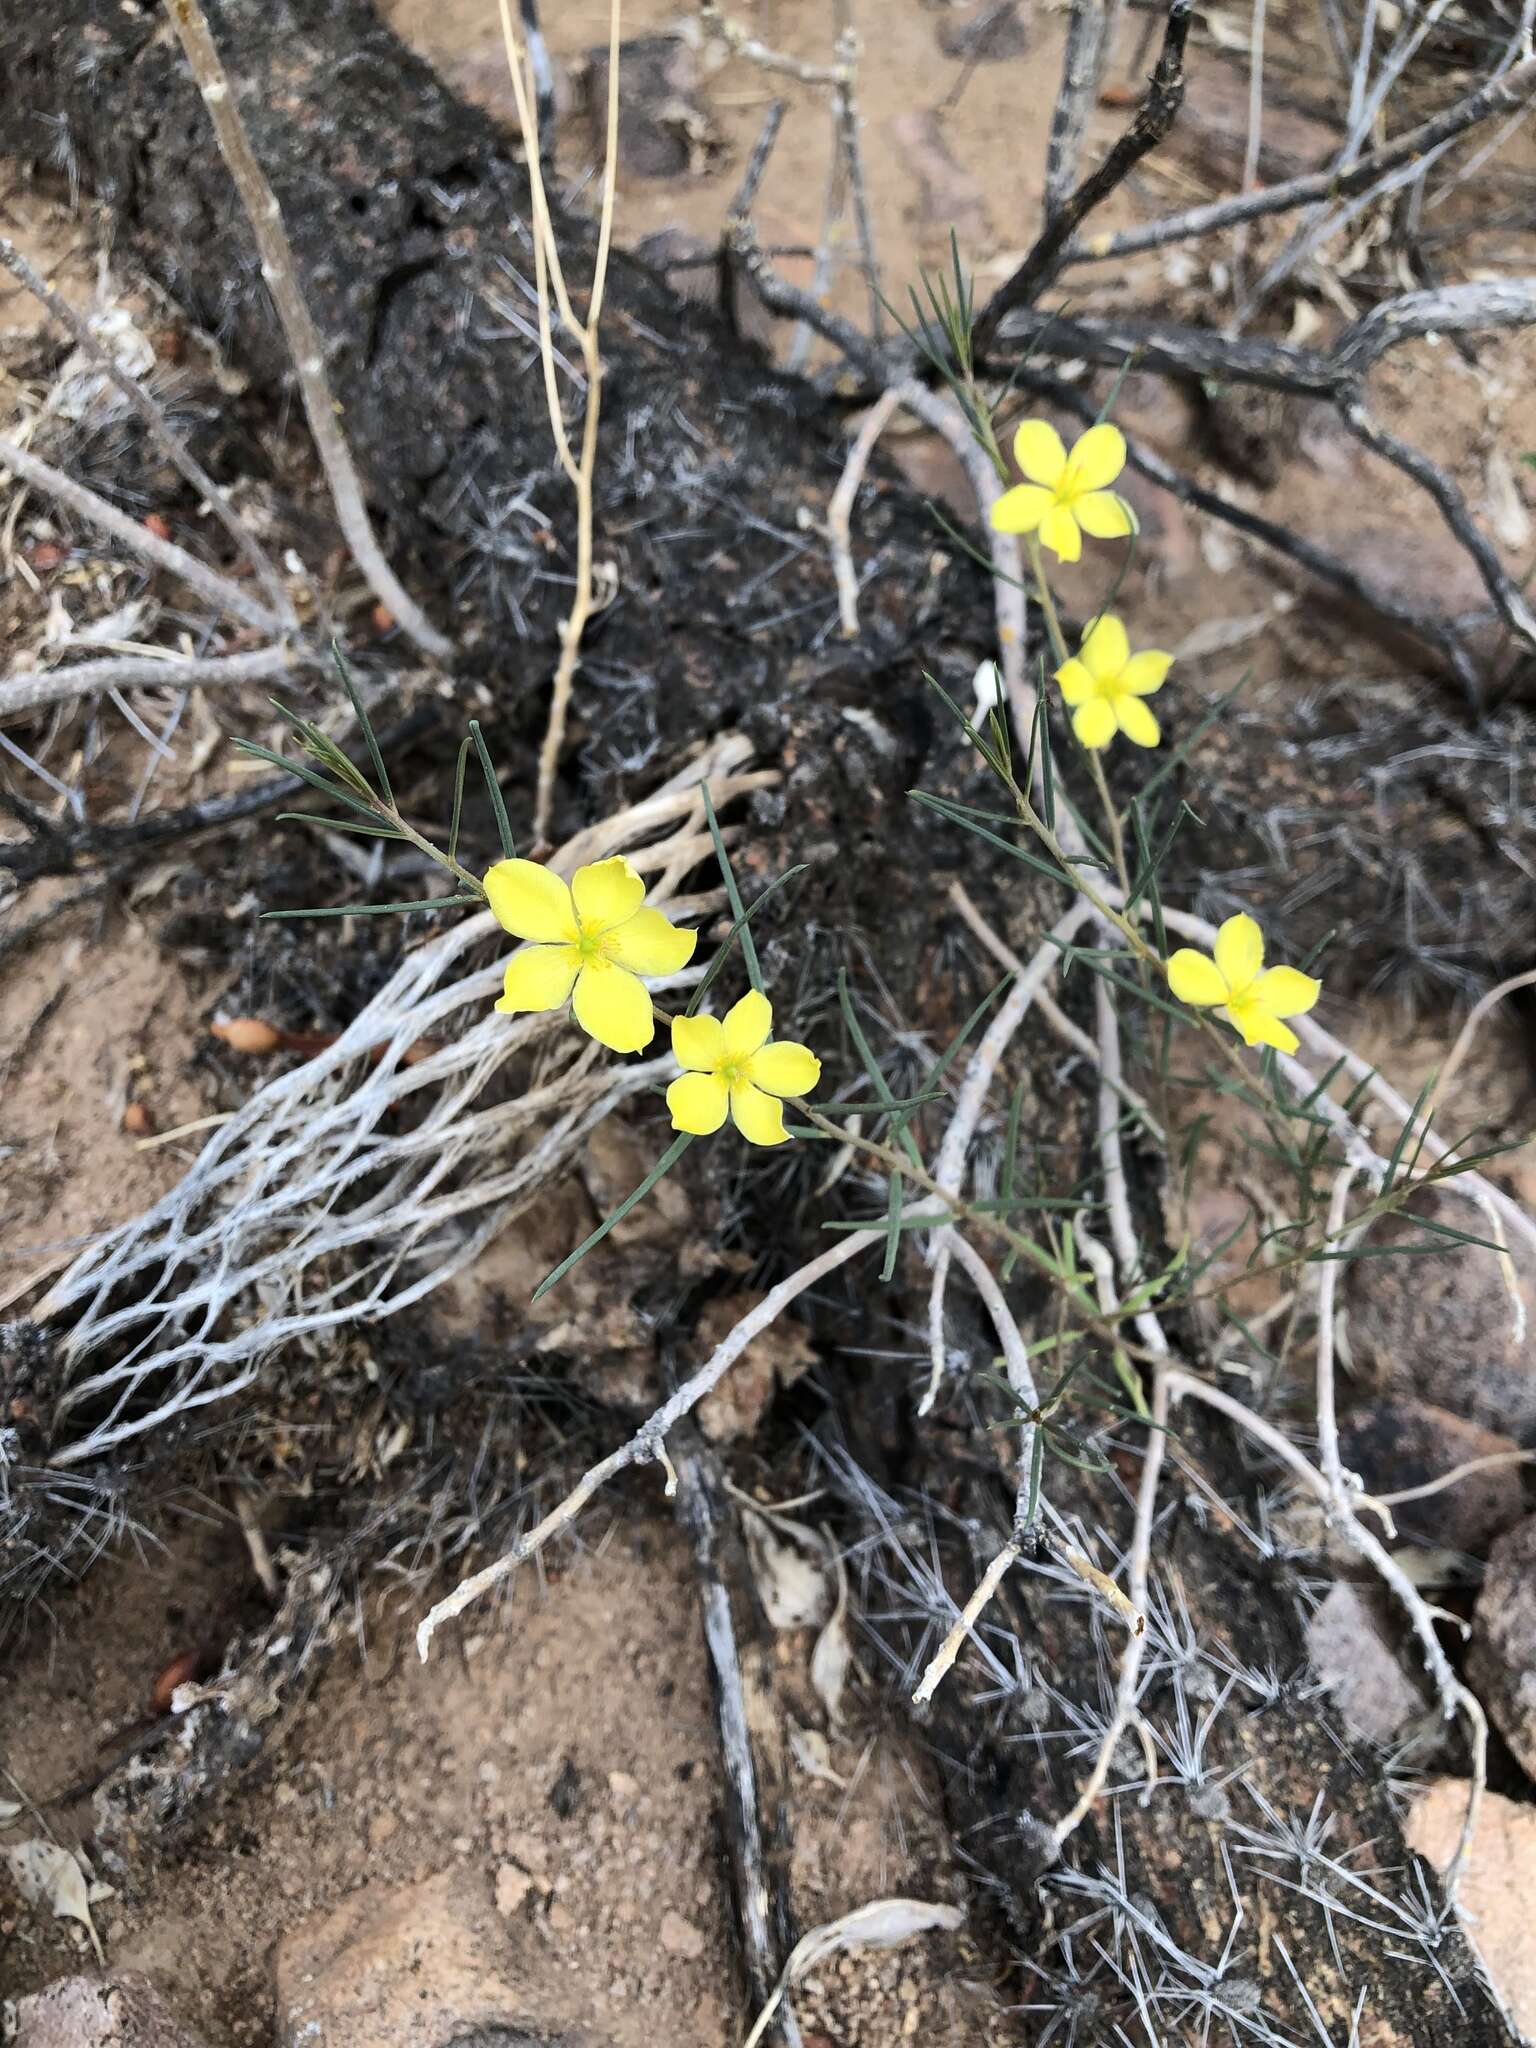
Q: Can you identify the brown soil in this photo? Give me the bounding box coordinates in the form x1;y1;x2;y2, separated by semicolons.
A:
0;1513;989;2045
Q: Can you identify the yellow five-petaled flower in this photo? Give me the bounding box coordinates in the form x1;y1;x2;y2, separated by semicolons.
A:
1166;914;1321;1055
487;854;695;1054
1056;614;1171;751
667;991;821;1148
991;420;1133;563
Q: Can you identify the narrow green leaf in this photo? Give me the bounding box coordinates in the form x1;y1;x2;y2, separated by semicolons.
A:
701;781;763;995
685;863;809;1016
274;812;405;840
233;741;383;823
448;735;473;866
533;1133;694;1300
261;894;480;920
469;720;515;862
333;643;392;807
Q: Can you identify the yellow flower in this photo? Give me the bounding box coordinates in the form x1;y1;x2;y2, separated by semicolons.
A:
666;991;821;1148
487;854;695;1054
991;420;1134;562
1166;914;1321;1055
1055;614;1171;751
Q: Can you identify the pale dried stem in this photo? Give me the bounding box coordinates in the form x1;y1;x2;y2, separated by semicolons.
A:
0;233;296;630
0;433;286;638
497;0;624;843
164;0;451;661
1166;1364;1488;1898
1;645;299;720
828;387;902;637
417;1227;885;1657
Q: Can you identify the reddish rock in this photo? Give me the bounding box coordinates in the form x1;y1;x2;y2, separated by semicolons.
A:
1408;1778;1536;2036
1343;1187;1536;1443
11;1974;208;2048
1468;1514;1536;1784
1338;1399;1527;1557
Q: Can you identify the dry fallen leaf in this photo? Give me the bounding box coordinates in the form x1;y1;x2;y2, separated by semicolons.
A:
3;1838;104;1961
742;1510;829;1631
810;1541;853;1727
743;1896;966;2048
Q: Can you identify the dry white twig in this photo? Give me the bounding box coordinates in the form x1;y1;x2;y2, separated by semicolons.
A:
0;433;286;638
828;387;902;637
0;233;296;630
1;645;300;720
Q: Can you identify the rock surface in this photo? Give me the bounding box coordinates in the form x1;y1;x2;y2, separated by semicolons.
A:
1468;1513;1536;1783
1343;1188;1536;1442
1337;1399;1527;1556
1305;1581;1431;1745
10;1973;208;2048
272;1868;564;2048
1407;1778;1536;2037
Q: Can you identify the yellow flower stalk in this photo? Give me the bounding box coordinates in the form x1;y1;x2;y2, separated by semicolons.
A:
990;420;1134;563
666;991;821;1148
1055;614;1171;751
1166;914;1322;1055
486;854;696;1054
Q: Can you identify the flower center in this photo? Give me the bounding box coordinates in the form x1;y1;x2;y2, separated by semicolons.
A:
717;1054;750;1088
575;919;614;965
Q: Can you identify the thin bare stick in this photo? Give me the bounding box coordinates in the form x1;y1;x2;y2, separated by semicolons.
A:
0;433;286;637
163;0;451;663
0;235;295;630
1044;0;1112;222
828;387;902;636
1427;966;1536;1129
497;0;624;843
974;0;1195;342
1166;1365;1487;1896
911;1536;1020;1707
1;645;298;721
1066;55;1536;265
831;21;883;340
1051;1360;1168;1848
1379;1447;1536;1508
417;1227;884;1656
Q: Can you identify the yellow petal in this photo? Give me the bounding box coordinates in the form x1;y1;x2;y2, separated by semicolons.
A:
1039;503;1082;563
748;1040;821;1098
1227;999;1300;1056
1214;913;1264;995
571;855;646;933
1054;657;1097;707
667;1070;729;1136
1121;650;1172;696
1012;419;1068;488
1113;694;1160;748
1079;613;1129;683
494;943;580;1015
1073;490;1135;540
572;962;654;1053
990;483;1054;535
730;1081;789;1147
1072;697;1117;750
607;907;697;976
1251;966;1321;1019
1065;422;1126;493
484;859;575;943
1166;949;1228;1007
672;1011;725;1072
723;989;772;1059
